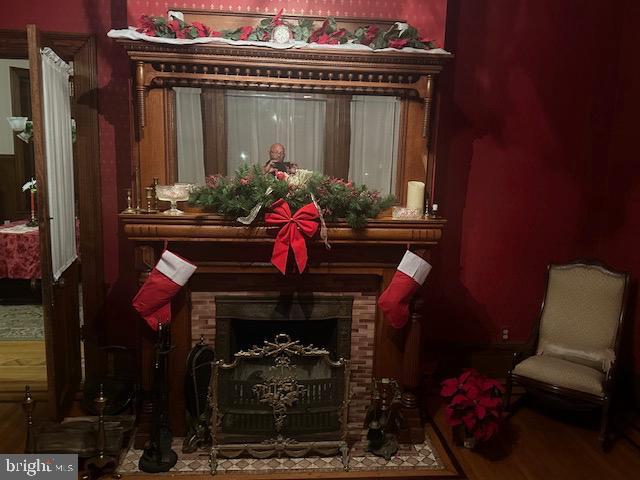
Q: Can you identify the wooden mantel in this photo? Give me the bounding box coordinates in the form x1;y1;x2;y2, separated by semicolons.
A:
120;213;446;246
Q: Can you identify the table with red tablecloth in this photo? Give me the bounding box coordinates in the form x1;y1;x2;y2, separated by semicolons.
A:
0;221;42;279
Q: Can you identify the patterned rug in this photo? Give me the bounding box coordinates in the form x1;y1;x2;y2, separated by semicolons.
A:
0;304;44;340
118;428;458;476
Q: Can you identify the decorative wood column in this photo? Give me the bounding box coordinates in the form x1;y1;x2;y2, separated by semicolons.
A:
400;296;426;443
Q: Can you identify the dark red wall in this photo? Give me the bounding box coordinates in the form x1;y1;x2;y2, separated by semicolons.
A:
596;1;640;376
430;0;640;378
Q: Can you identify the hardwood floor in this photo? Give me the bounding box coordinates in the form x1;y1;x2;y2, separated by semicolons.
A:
429;398;640;480
0;398;638;479
0;340;47;400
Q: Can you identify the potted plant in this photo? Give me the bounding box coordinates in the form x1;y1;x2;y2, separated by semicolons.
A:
440;369;504;448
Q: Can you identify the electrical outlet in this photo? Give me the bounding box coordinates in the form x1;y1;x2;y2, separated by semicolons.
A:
501;328;509;341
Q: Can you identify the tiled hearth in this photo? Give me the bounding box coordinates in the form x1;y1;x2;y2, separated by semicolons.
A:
191;291;376;433
118;429;446;475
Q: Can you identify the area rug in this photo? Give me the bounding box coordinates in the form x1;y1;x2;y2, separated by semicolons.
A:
0;304;44;340
118;427;464;477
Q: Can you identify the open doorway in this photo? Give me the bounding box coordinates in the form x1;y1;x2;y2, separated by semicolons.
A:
0;29;103;417
0;58;47;398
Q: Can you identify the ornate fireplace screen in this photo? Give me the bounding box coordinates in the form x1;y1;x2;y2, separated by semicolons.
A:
209;334;350;474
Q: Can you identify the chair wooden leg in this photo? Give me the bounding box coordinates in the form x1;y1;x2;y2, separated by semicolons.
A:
599;397;611;451
504;374;513;413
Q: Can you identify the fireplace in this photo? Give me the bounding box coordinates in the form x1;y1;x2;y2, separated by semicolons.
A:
130;253;433;449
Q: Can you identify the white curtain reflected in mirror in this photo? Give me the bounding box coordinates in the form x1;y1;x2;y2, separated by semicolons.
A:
226;91;325;173
176;87;205;184
349;95;400;194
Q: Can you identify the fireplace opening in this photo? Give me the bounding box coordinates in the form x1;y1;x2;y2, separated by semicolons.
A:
214;295;353;363
230;318;338;359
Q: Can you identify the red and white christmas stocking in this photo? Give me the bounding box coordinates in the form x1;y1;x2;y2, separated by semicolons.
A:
132;250;197;331
378;250;432;329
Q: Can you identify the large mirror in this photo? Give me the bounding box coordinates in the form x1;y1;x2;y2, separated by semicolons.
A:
173;88;402;195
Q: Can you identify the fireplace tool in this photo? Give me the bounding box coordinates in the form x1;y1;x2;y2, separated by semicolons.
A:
182;337;215;453
139;323;177;473
364;378;404;460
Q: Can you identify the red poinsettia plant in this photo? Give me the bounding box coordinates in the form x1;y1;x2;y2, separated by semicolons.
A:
440;369;504;442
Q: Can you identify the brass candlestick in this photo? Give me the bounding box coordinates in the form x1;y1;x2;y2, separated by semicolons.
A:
153;177;159;211
26;190;38;227
122;188;136;214
144;187;158;213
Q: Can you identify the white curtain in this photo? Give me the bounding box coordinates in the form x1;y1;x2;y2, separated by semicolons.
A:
40;47;76;281
175;87;205;184
226;91;325;172
348;95;401;195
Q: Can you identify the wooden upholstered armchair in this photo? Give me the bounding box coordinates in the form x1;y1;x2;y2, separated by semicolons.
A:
505;261;629;448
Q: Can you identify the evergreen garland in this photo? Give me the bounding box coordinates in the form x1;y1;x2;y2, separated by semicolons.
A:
189;165;394;229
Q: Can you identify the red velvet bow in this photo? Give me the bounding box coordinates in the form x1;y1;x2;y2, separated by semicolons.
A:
265;199;319;274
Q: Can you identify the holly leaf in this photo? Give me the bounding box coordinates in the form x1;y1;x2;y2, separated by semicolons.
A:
325;17;337;34
372;35;387;50
399;26;418;40
383;24;400;40
222;28;242;41
293;19;314;41
298;18;314;29
185;26;198;39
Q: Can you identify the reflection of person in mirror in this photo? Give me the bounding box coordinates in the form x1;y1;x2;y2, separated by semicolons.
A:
263;143;298;175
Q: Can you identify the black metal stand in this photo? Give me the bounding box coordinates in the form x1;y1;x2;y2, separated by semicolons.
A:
139;323;178;473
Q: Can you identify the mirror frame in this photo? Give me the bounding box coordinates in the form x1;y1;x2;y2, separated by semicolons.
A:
118;11;451;211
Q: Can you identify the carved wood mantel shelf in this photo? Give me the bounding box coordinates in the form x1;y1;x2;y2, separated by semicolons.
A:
120;213;446;246
119;39;451;132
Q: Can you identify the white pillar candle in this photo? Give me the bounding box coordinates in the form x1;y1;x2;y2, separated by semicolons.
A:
406;181;425;213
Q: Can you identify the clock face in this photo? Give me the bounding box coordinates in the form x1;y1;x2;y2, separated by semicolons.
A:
272;25;291;44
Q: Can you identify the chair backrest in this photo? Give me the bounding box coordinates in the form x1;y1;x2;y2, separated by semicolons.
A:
537;262;628;372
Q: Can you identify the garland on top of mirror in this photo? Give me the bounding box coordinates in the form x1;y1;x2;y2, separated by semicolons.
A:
189;164;395;229
136;9;435;49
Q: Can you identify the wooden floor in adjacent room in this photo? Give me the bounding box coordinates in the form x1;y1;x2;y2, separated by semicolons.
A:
0;399;638;479
0;341;47;400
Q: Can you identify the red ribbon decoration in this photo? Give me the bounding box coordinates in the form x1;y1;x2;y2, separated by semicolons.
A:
265;199;319;274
